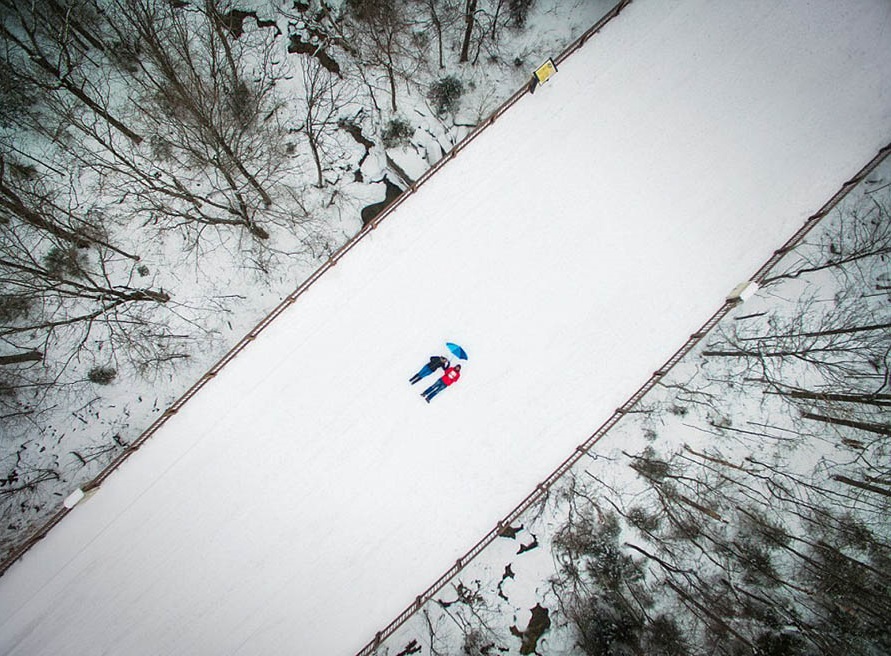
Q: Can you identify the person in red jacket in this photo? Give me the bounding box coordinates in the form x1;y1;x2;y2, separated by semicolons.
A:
421;364;461;403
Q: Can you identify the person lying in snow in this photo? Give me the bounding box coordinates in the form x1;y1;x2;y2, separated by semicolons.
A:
421;364;461;403
409;355;450;385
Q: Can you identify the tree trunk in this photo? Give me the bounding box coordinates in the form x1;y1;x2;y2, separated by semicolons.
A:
45;0;110;54
204;0;240;81
833;475;891;498
386;54;398;112
434;13;444;68
459;0;477;63
741;321;891;341
0;351;43;365
490;0;504;41
802;412;891;437
766;389;891;407
308;132;324;188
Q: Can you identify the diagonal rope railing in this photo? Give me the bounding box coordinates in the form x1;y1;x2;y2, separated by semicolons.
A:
0;0;635;579
352;139;891;655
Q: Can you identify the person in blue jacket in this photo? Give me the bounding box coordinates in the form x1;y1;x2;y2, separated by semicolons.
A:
409;355;450;385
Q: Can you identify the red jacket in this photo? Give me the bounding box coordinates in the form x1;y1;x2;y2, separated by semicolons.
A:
441;367;461;386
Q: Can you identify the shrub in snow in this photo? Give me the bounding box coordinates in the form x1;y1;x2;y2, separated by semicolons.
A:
641;615;688;656
428;75;464;117
754;631;808;656
570;596;642;656
345;0;381;22
552;510;641;592
463;629;494;656
381;118;413;148
0;69;34;128
0;295;30;322
509;0;535;28
149;134;174;161
626;506;661;532
668;404;688;417
1;159;36;180
628;448;671;481
88;366;117;385
43;246;87;278
228;80;256;126
734;539;779;586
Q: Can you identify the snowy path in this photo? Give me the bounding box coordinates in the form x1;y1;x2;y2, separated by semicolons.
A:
2;1;890;654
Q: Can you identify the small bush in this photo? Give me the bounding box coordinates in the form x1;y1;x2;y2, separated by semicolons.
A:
381;118;413;148
509;0;535;27
0;62;34;128
739;508;789;548
754;630;808;656
735;539;779;586
571;597;642;656
0;295;31;322
137;264;150;277
463;628;495;656
150;134;174;160
109;38;140;73
229;79;256;125
4;159;37;181
428;75;464;116
642;615;689;656
347;0;396;23
44;246;86;278
668;404;688;417
552;510;642;591
627;506;661;532
709;413;732;428
629;449;671;481
833;513;874;551
88;366;117;385
671;517;702;540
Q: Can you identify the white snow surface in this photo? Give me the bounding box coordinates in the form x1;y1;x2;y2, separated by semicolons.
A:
2;1;891;654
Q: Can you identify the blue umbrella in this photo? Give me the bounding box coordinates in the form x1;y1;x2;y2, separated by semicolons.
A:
446;342;468;360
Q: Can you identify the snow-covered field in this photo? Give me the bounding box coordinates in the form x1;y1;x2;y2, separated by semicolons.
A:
2;1;890;654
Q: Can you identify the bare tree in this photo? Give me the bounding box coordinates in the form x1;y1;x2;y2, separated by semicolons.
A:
761;193;891;288
460;0;523;65
0;154;171;391
345;0;420;112
704;295;889;389
104;0;286;238
419;0;462;68
0;0;143;144
0;156;139;259
296;57;354;188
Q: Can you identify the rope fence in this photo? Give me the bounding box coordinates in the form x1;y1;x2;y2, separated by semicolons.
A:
353;140;891;655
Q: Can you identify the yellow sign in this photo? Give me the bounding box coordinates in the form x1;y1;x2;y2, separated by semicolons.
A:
533;59;558;85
